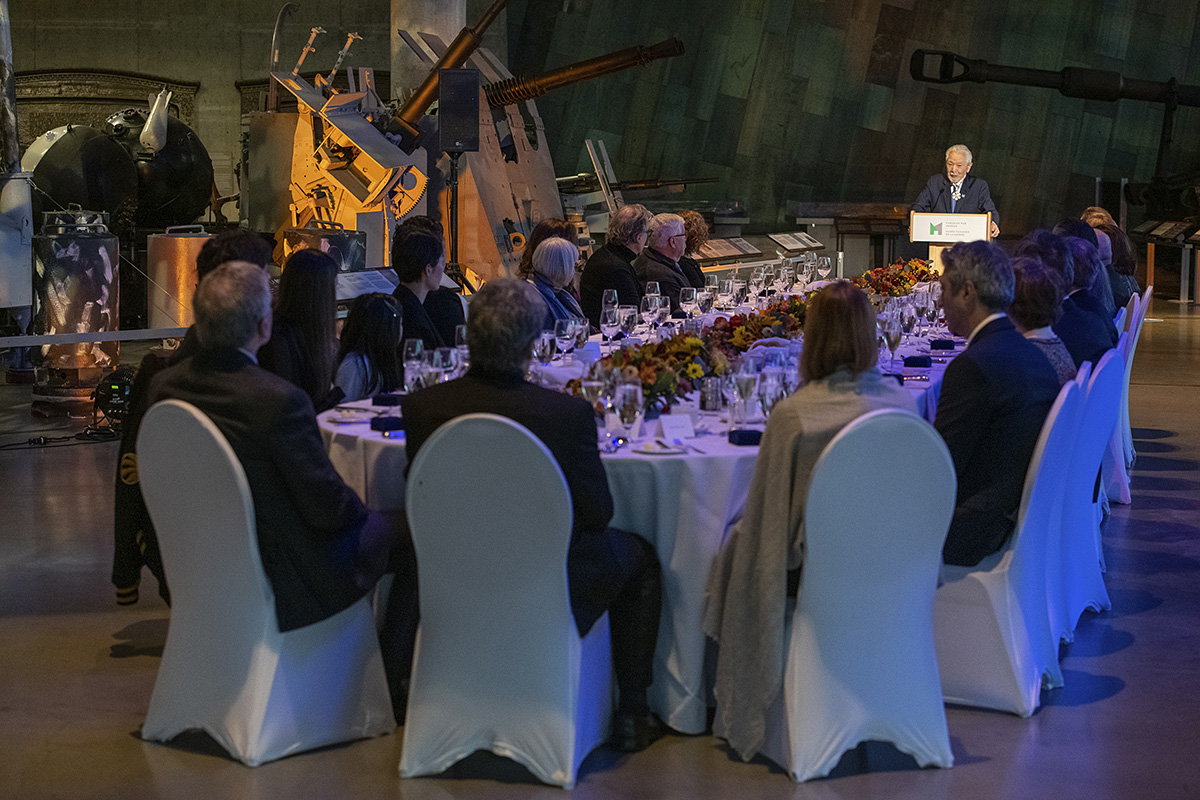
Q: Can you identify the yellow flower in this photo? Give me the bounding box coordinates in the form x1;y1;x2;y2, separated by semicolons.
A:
685;362;705;379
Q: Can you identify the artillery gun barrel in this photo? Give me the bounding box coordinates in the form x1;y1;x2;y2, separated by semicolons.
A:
910;49;1200;107
485;38;685;108
390;0;509;152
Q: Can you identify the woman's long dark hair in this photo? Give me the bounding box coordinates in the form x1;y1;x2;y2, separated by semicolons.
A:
516;218;574;279
276;248;338;398
337;293;404;393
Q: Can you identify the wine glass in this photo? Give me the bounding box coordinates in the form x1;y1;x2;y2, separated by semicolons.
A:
679;286;697;319
600;307;619;354
617;305;638;339
601;288;618;313
421;348;444;388
614;381;643;437
758;367;785;418
554;318;575;361
900;302;917;343
717;279;734;310
883;314;902;371
581;377;604;415
435;347;458;382
816;256;833;280
402;338;425;392
454;323;470;374
573;317;590;350
912;289;930;338
731;278;748;307
696;290;714;315
645;281;661;297
535;329;557;367
639;296;657;331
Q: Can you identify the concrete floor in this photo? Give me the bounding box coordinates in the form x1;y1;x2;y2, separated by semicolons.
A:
2;298;1199;799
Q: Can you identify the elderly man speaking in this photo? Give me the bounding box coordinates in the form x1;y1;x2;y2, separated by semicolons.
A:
911;144;1000;239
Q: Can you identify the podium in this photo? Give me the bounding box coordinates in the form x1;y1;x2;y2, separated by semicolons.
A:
910;212;991;271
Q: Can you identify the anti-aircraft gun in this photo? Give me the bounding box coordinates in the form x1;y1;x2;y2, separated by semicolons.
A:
909;50;1200;220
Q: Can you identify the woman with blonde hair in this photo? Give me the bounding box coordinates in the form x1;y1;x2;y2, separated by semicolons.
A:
704;281;916;762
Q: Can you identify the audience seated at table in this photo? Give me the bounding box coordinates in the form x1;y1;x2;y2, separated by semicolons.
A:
633;213;690;314
397;216;466;346
335;293;404;402
1009;257;1077;387
703;281;916;762
391;229;448;350
934;240;1060;567
677;209;709;290
1015;231;1113;369
113;230;273;607
149;261;408;636
402;278;665;752
258;249;341;412
580;204;651;329
527;237;586;331
1054;217;1118;321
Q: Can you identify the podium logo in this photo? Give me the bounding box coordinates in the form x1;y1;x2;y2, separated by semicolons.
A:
930;222;943;235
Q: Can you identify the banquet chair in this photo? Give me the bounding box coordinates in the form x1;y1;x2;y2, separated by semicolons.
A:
1112;305;1127;335
934;378;1083;716
399;413;612;789
1054;345;1124;640
759;409;955;781
1104;288;1148;504
137;400;393;766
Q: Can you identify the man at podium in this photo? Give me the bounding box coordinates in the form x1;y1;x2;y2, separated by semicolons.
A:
912;144;1000;239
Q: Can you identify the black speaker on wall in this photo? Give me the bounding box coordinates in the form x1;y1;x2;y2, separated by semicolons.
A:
438;68;480;154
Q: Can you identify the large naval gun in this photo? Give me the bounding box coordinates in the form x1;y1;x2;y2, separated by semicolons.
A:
250;0;684;282
910;50;1200;219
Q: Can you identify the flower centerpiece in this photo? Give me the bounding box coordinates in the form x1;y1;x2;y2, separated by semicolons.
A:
853;258;939;297
598;334;728;412
705;296;806;359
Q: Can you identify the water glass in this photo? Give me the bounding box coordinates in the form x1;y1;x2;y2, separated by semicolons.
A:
617;305;638;338
601;288;619;312
679;286;697;318
600;308;619;353
645;281;661;297
554;318;575;360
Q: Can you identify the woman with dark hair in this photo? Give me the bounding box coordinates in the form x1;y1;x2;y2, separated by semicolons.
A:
516;218;576;280
391;230;447;349
677;209;709;289
1009;257;1076;386
258;248;340;411
703;281;916;760
335;293;405;401
1097;221;1142;311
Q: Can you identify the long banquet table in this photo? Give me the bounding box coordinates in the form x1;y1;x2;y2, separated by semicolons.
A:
317;346;952;734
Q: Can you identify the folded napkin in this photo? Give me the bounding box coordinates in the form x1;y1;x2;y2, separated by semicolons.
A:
904;355;932;368
930;339;956;350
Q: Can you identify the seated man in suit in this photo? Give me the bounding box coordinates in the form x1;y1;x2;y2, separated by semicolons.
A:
149;261;406;634
911;144;1001;239
580;203;652;329
632;213;690;314
1015;230;1113;368
402;278;665;752
935;241;1061;566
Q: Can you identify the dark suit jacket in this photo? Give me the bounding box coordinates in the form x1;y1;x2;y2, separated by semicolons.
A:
579;242;643;329
911;172;998;226
934;317;1060;566
1054;295;1113;368
149;348;370;631
632;247;689;313
393;284;445;350
678;255;706;290
1072;289;1119;346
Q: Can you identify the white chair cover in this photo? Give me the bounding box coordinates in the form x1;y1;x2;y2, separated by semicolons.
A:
1054;346;1124;639
1112;305;1127;335
399;414;612;789
1104;290;1145;504
934;379;1083;716
760;410;955;781
138;400;393;766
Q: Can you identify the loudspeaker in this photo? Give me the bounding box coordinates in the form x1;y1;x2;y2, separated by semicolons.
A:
438;68;480;153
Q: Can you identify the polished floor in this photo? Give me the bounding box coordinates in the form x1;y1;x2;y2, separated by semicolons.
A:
2;298;1199;799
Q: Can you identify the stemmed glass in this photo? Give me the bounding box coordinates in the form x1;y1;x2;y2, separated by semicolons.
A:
717;279;734;310
816;256;833;280
900;302;917;344
601;289;618;314
600;308;619;354
454;324;469;375
911;290;930;338
645;281;661;298
573;317;590;350
554;318;575;362
733;357;759;424
535;330;557;367
614;380;643;438
696;289;714;315
436;347;458;383
758;367;785;418
402;338;425;393
883;313;902;372
617;305;638;340
679;287;697;318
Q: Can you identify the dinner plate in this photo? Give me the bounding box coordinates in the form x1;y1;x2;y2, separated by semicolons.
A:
635;442;686;455
328;411;374;424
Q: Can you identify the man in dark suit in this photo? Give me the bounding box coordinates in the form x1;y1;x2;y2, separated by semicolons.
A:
633;213;690;313
911;144;1001;239
935;241;1061;566
579;203;652;329
402;278;665;752
1060;235;1119;346
149;261;403;632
